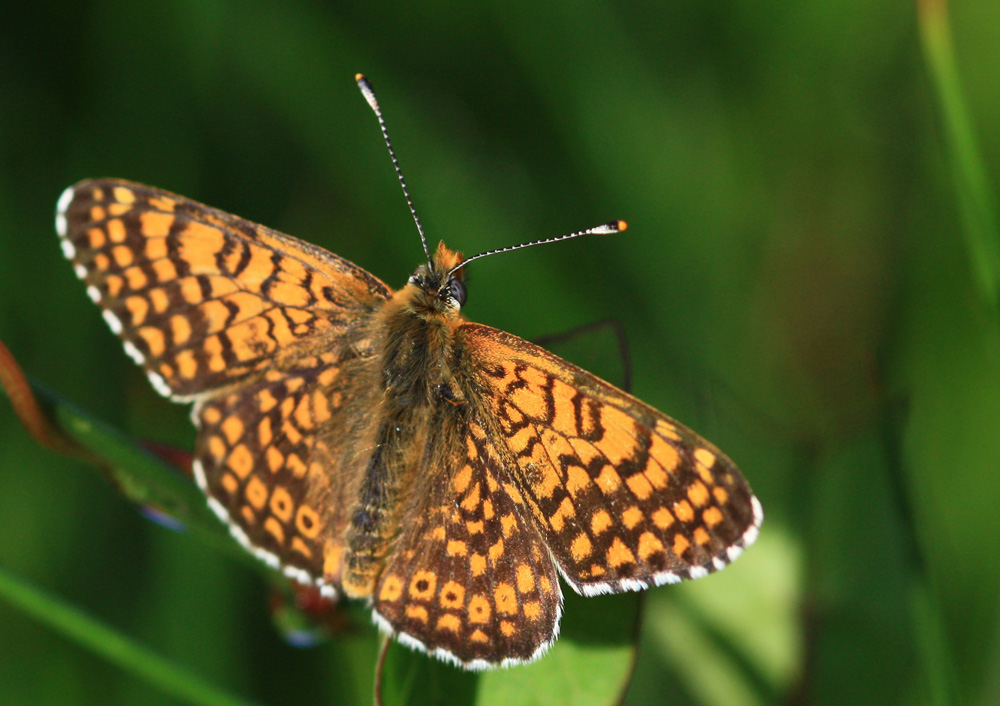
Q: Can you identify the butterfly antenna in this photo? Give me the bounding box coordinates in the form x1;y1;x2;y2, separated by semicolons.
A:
356;74;432;263
449;220;628;277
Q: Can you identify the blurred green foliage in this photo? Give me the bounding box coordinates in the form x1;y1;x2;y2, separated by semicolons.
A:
2;1;999;704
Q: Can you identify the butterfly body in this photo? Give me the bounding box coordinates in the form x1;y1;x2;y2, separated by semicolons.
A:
57;178;761;669
340;249;468;597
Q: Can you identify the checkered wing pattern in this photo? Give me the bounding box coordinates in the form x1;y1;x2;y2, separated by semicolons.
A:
56;179;391;400
371;411;562;669
191;347;366;596
459;324;762;597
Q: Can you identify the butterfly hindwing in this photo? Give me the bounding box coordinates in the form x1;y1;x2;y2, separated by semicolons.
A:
191;346;372;596
458;323;761;596
371;407;562;669
57;179;391;399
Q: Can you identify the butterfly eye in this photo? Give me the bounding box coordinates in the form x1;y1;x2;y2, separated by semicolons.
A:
447;278;467;306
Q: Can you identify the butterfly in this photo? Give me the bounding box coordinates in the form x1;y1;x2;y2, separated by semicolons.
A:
54;75;761;670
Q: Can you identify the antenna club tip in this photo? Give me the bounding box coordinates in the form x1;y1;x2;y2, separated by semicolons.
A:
592;220;626;235
356;74;378;110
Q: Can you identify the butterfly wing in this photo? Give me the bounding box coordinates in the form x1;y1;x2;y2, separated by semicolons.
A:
457;323;762;596
191;346;369;596
57;179;391;400
57;179;392;593
371;406;562;669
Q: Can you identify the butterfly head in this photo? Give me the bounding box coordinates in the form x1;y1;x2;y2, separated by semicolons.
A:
407;241;467;311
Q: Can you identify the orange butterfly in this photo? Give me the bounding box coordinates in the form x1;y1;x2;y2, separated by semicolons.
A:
55;75;760;669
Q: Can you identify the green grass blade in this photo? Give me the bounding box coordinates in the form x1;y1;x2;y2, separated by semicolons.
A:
884;404;958;706
0;565;262;706
19;378;252;566
919;0;1000;308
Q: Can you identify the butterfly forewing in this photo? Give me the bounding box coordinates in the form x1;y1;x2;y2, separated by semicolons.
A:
459;324;761;596
57;179;390;399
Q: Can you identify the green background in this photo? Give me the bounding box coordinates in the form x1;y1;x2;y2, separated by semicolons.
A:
2;1;998;704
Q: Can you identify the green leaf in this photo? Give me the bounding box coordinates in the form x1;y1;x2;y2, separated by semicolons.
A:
476;591;640;706
373;589;639;706
29;381;251;567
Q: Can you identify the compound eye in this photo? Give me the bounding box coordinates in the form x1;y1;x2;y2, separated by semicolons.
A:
448;278;467;306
